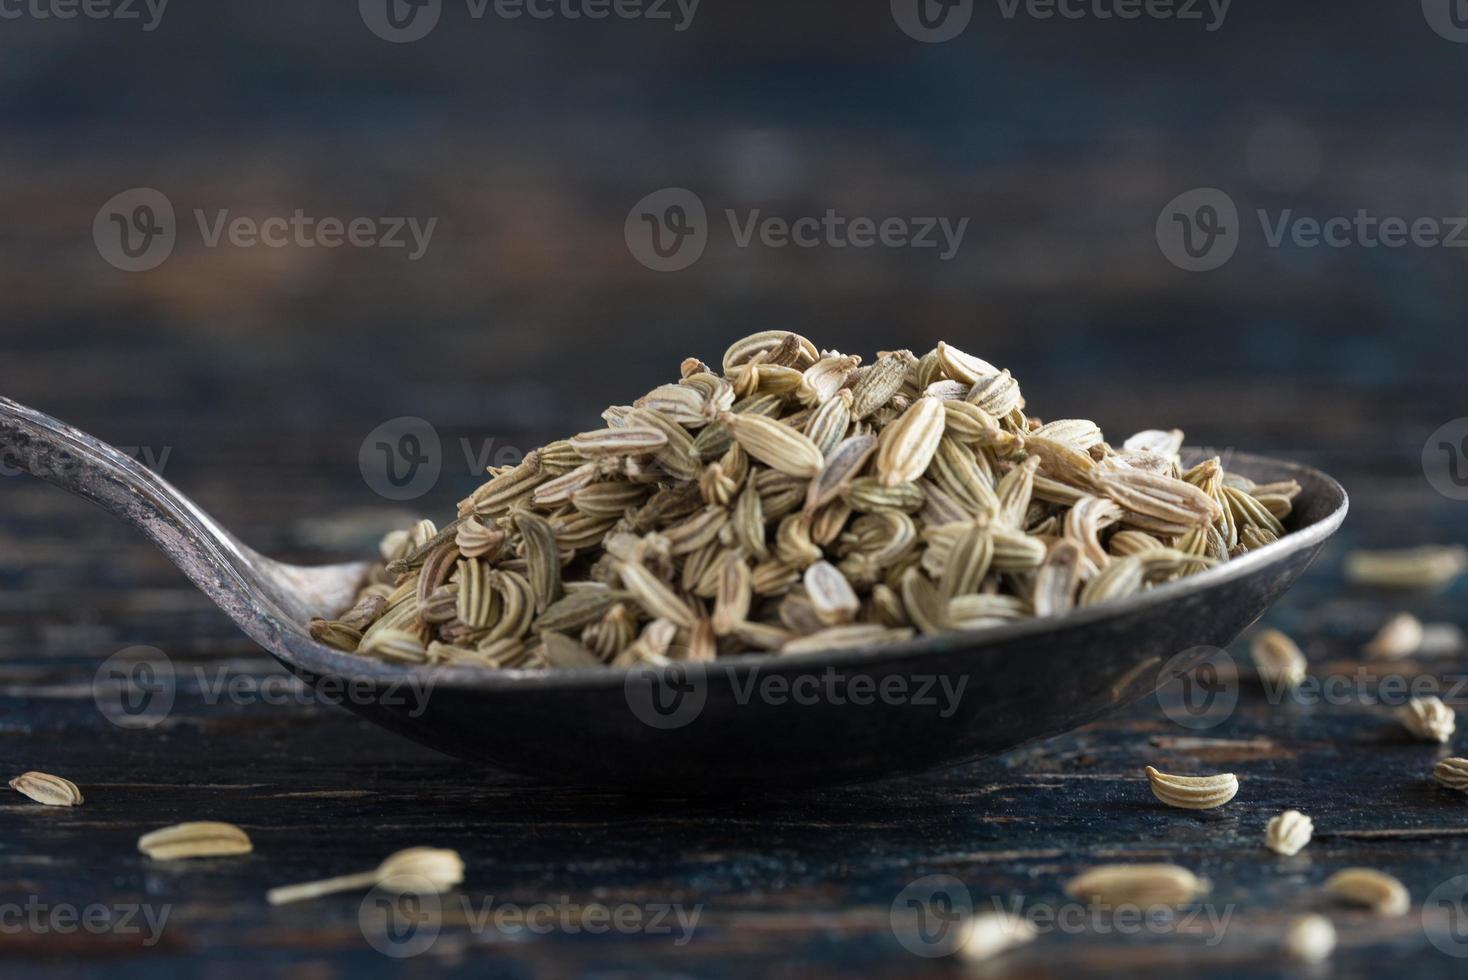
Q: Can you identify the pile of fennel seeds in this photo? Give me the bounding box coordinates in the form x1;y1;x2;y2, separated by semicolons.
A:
310;332;1299;670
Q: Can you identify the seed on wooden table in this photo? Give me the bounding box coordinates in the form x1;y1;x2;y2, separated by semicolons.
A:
1145;766;1239;810
1284;915;1336;963
1418;622;1466;657
9;771;83;807
1397;695;1455;743
1322;868;1409;916
1265;809;1313;856
138;822;253;860
1344;545;1468;590
1432;757;1468;792
1251;628;1307;690
957;910;1036;963
267;847;464;905
1063;863;1206;906
1364;612;1424;659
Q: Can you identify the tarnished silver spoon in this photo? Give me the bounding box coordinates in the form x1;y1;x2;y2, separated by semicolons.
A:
0;396;1347;790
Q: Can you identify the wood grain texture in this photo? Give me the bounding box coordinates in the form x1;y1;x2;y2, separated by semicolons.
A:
1;383;1466;978
1;1;1467;974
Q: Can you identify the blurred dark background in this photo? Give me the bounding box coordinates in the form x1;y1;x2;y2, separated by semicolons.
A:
3;7;1468;976
1;0;1465;569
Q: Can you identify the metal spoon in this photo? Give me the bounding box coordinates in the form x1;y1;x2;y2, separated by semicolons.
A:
0;396;1347;790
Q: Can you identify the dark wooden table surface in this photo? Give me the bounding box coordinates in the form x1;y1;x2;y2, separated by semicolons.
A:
3;363;1467;979
5;2;1468;976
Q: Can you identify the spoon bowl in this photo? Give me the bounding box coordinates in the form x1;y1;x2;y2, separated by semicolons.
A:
0;397;1347;790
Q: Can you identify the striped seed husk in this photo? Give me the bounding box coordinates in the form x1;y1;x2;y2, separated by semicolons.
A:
336;332;1291;669
138;822;253;860
9;771;83;807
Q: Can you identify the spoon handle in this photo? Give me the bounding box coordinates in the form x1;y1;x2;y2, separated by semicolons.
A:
0;395;260;575
0;395;348;635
